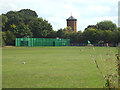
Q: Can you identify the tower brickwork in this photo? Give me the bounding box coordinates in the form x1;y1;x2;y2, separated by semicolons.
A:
66;16;77;32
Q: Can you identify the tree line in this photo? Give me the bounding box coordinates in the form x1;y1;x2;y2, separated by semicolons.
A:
1;9;120;46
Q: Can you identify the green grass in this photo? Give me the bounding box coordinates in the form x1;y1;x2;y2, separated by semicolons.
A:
2;46;118;88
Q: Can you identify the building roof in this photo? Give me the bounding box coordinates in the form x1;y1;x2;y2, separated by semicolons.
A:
67;16;77;21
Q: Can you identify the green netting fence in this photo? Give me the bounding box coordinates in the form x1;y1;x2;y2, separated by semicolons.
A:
15;38;70;47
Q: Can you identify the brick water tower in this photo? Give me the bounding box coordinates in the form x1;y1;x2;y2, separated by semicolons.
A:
66;15;77;32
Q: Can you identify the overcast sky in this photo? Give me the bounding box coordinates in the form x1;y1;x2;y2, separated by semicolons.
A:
0;0;119;31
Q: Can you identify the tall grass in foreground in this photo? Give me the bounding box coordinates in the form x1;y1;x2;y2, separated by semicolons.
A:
90;46;119;89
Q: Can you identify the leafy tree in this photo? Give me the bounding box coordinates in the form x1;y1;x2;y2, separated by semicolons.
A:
96;20;117;31
62;27;72;39
111;31;119;45
19;9;38;25
5;11;24;25
76;31;84;43
2;32;7;41
40;30;49;38
2;39;6;46
5;30;16;45
47;30;57;38
1;9;53;45
29;18;42;37
118;27;120;31
85;25;97;30
101;30;113;43
69;32;78;43
41;19;53;32
57;27;73;39
4;9;38;31
57;28;65;38
14;23;33;38
8;22;33;38
117;31;120;43
66;26;73;32
83;28;101;43
2;14;7;30
29;18;53;38
1;32;6;46
4;11;24;31
19;9;38;18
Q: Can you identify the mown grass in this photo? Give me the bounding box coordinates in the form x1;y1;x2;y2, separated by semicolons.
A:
2;46;117;88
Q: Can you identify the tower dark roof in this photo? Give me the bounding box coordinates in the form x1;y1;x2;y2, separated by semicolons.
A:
67;16;77;21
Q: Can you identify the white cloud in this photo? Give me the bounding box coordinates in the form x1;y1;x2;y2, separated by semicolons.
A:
63;3;81;18
88;5;110;12
93;16;118;25
93;16;117;22
47;17;66;30
70;0;119;4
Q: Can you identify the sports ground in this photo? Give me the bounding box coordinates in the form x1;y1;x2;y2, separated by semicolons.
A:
2;46;118;88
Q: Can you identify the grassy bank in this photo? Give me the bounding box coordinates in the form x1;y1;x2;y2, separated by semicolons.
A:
2;46;117;88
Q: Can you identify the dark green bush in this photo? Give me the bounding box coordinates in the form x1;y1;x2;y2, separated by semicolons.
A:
2;39;6;47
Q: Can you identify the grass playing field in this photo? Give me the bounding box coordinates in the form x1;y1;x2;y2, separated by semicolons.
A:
2;46;118;88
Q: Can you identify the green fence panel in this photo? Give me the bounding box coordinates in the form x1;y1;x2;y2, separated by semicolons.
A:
18;38;20;47
15;38;70;47
15;38;18;46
